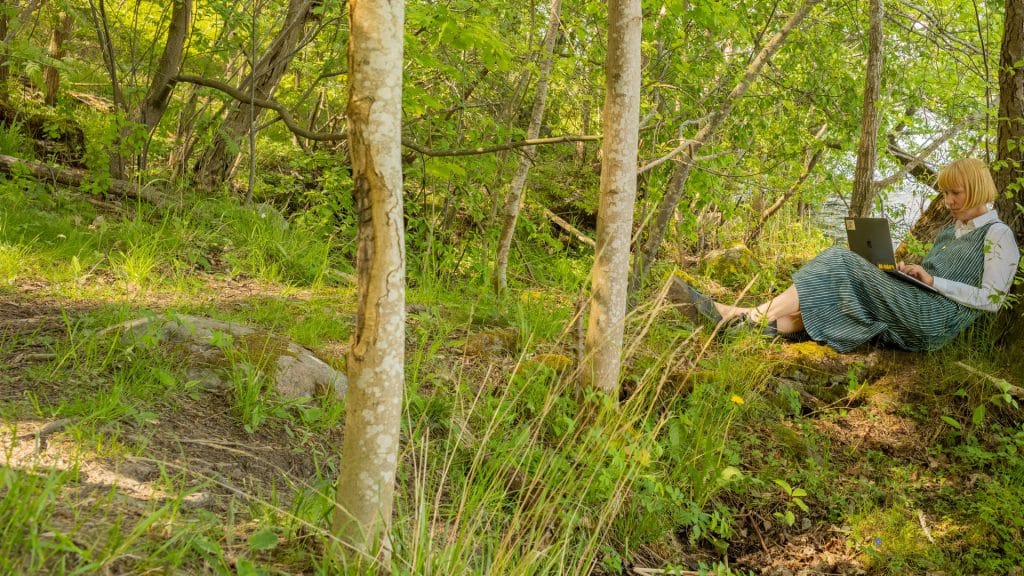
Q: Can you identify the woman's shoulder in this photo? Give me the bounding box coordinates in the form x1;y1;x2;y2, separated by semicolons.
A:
984;218;1015;237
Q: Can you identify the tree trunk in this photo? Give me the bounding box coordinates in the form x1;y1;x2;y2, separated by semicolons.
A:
581;0;641;396
43;12;73;107
109;0;192;178
88;0;127;114
993;0;1024;348
137;0;192;132
631;0;821;289
887;140;949;261
333;0;405;564
194;0;317;188
0;6;9;98
493;0;562;294
849;0;884;217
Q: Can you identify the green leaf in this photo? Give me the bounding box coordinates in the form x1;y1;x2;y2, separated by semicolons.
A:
972;404;986;427
192;536;222;556
791;488;807;498
235;558;259;576
248;529;278;551
940;415;962;430
719;466;743;484
773;479;793;495
793;497;810;513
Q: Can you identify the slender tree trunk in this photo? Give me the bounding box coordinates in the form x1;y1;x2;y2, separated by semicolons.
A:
194;0;317;188
993;0;1024;348
849;0;884;217
137;0;192;132
581;0;641;396
109;0;192;178
333;0;405;564
0;6;10;98
89;0;127;113
493;0;562;294
576;94;591;167
631;0;821;289
43;12;73;106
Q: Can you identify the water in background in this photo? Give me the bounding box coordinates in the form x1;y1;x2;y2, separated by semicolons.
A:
817;180;937;248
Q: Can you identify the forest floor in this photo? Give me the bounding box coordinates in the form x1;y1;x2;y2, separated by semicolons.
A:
2;266;1022;575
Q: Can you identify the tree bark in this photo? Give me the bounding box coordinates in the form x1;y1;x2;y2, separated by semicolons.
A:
0;7;7;96
109;0;193;178
849;0;884;217
581;0;641;396
194;0;317;188
493;0;562;294
43;12;73;107
136;0;193;132
333;0;405;564
631;0;821;289
993;0;1024;348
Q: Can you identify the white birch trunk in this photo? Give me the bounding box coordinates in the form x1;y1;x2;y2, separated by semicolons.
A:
333;0;405;563
581;0;641;395
493;0;562;294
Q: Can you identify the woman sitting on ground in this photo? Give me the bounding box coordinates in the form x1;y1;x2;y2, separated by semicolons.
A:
678;158;1020;353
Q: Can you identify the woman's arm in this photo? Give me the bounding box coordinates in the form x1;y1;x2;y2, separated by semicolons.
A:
931;225;1020;311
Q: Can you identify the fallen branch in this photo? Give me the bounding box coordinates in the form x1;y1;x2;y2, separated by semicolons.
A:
0;154;164;204
543;207;595;247
956;361;1024;400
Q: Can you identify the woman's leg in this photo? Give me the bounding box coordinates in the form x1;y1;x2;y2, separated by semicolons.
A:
714;285;804;333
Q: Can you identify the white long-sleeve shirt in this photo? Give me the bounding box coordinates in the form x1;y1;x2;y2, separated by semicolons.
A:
931;209;1020;312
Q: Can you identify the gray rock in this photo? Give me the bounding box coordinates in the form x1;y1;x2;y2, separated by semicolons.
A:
107;314;346;400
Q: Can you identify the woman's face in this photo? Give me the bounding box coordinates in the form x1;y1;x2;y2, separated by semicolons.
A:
943;187;985;222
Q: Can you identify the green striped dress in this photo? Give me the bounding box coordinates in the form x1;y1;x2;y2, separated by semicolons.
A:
793;222;996;353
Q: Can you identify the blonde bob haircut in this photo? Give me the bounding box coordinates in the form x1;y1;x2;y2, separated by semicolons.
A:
935;157;997;209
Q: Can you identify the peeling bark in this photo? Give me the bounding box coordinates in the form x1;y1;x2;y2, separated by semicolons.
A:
333;0;405;564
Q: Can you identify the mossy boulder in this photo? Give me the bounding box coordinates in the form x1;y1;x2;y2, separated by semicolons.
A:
108;314;347;400
530;352;574;374
699;243;758;288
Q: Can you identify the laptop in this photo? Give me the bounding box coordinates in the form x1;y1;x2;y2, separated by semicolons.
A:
844;217;939;293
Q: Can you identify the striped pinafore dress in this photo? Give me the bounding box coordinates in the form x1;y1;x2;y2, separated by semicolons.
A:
792;222;996;353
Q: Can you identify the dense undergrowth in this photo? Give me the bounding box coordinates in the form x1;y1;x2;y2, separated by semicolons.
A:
1;153;1023;575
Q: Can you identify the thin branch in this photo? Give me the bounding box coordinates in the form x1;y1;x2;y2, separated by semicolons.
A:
873;113;983;189
406;135;600;157
174;74;600;156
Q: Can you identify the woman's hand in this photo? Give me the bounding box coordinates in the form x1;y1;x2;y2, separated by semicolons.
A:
897;262;934;286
